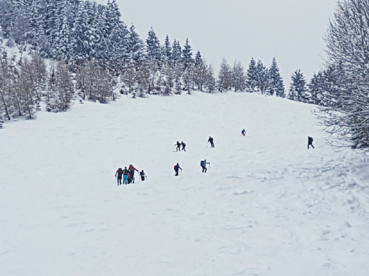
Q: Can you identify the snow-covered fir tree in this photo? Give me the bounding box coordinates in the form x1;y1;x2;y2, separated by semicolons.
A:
246;58;257;92
255;60;269;94
288;70;309;102
182;38;193;70
267;57;285;97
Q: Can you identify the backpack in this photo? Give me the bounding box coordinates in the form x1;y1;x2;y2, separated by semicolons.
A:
200;161;205;167
117;168;123;175
174;165;177;170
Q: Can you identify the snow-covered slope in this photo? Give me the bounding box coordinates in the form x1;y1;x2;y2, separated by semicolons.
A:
1;92;368;275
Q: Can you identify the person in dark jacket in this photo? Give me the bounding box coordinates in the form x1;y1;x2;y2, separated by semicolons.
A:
140;170;147;181
175;141;181;151
241;129;246;136
181;141;186;152
208;136;214;147
174;163;182;176
308;136;314;149
115;168;123;185
128;164;139;183
200;159;210;173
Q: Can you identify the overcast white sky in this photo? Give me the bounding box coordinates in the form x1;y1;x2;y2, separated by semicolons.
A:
96;0;337;86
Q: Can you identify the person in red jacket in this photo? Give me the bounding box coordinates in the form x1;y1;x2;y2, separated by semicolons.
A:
128;164;139;184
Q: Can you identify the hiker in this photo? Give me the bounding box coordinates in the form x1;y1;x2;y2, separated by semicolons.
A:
241;129;246;136
308;136;314;149
115;167;123;185
128;164;139;184
140;170;147;181
181;141;186;152
200;159;210;173
175;141;181;151
208;136;214;148
122;166;129;184
174;163;182;176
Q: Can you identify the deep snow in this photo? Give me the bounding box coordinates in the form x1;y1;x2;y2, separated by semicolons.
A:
1;92;369;275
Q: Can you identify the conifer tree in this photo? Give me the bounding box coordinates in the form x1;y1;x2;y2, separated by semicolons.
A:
246;58;257;92
146;27;161;64
182;38;193;70
164;35;172;64
126;25;145;66
288;70;309;102
255;60;269;94
268;57;285;97
171;40;182;66
308;72;325;105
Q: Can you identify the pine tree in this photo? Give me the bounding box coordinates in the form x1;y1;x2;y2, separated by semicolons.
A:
246;58;257;92
268;57;285;97
308;72;324;105
164;35;172;64
182;38;193;70
71;1;90;63
288;70;309;102
255;60;269;94
146;27;161;64
172;40;182;66
127;25;145;66
194;50;206;90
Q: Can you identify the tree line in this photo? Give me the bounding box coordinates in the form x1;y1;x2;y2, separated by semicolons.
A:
0;0;368;152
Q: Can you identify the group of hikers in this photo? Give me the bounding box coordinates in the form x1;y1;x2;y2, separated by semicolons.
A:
115;164;147;185
115;131;316;183
175;141;186;151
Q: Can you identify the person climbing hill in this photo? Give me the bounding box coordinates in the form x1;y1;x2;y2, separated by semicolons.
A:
140;170;147;181
308;136;314;149
128;164;139;184
241;129;246;136
122;167;129;184
208;136;214;148
181;141;186;152
174;163;182;176
200;159;210;173
175;141;181;151
115;167;123;185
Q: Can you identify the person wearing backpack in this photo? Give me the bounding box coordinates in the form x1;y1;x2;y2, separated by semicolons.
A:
174;163;182;176
241;129;246;136
200;159;210;173
128;164;139;184
175;141;181;151
208;136;214;148
122;167;129;184
308;136;314;149
181;141;186;152
115;168;123;185
140;170;147;181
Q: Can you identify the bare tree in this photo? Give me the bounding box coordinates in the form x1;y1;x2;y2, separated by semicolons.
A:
317;0;369;150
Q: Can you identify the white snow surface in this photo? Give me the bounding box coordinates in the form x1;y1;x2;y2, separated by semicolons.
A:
1;92;369;275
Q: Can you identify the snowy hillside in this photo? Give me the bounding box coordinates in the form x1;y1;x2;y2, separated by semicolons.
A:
1;92;369;275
